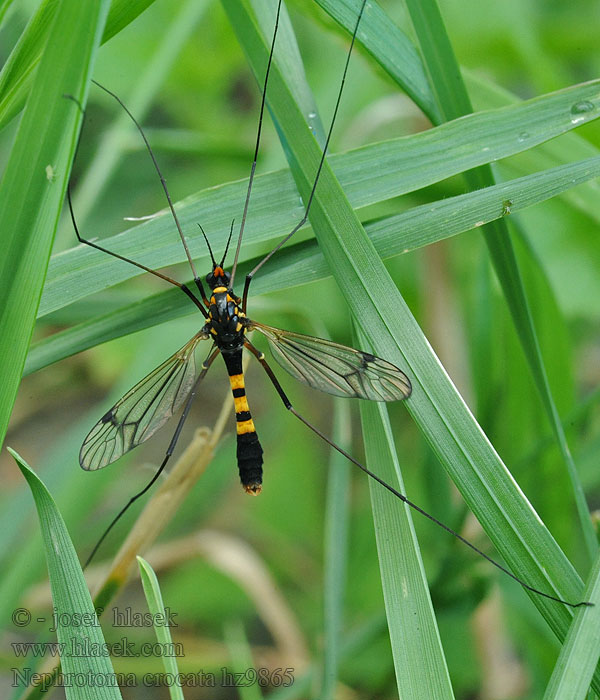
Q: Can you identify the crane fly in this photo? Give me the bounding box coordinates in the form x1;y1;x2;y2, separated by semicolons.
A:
78;233;411;489
70;0;589;609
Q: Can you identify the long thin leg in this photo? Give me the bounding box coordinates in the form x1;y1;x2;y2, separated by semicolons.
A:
241;0;368;313
229;0;283;291
66;83;210;311
243;340;589;609
84;346;220;568
67;184;208;315
91;80;209;304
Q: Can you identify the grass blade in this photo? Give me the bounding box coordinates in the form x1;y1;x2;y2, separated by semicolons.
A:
0;0;159;129
404;0;597;557
137;556;185;700
25;152;600;374
0;0;110;449
38;78;600;320
72;0;210;224
543;552;600;699
223;620;265;700
225;0;453;693
360;398;454;696
314;0;439;122
320;401;351;699
9;449;122;700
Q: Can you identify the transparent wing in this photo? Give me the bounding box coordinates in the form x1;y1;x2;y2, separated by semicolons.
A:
250;321;411;401
80;330;211;470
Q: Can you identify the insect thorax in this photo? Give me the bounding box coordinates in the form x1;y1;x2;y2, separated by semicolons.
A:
207;286;246;352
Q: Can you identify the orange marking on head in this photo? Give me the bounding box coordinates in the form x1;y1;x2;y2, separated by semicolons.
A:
244;483;262;496
213;266;224;277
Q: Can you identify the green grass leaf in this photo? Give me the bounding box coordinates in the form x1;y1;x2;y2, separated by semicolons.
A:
360;398;453;696
9;449;122;700
223;621;265;700
39;78;600;320
25;152;600;375
314;0;439;122
137;557;185;700
404;0;597;557
320;401;351;699
0;0;159;129
543;553;600;699
0;0;111;450
72;0;210;224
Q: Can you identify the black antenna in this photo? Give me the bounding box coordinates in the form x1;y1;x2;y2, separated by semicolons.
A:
221;219;235;267
198;223;216;267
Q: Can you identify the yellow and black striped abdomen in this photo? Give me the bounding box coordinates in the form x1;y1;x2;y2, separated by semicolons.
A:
223;351;263;494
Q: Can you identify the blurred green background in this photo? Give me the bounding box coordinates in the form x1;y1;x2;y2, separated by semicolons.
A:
1;0;599;698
